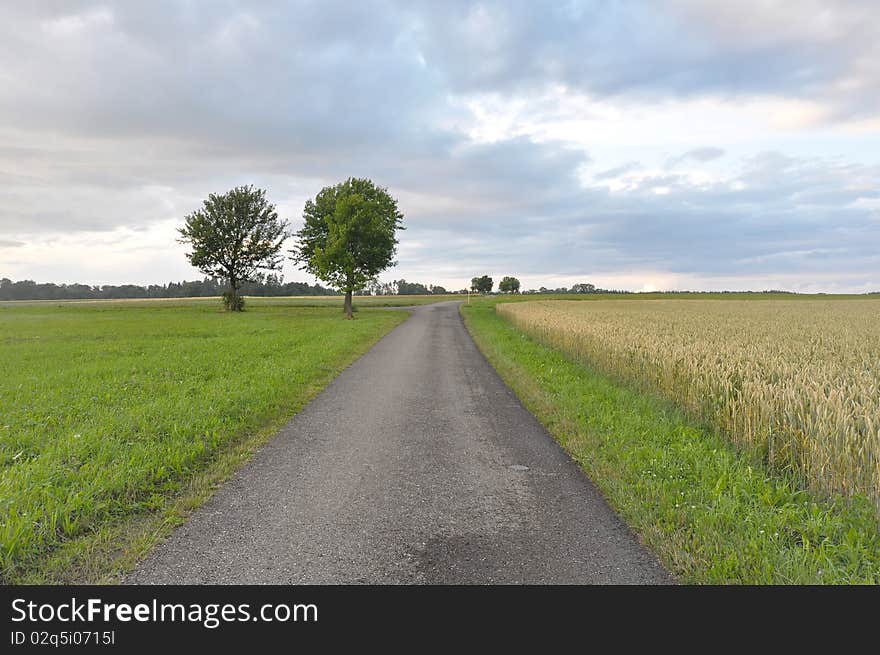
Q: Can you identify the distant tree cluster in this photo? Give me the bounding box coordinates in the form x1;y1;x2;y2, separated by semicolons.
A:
363;279;448;296
658;289;797;295
0;275;336;302
498;276;521;293
470;275;493;293
466;277;631;295
523;284;629;295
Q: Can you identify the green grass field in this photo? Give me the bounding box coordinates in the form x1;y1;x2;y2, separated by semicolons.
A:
0;298;410;581
462;297;880;584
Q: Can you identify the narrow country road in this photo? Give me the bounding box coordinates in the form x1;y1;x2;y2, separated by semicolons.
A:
128;301;671;584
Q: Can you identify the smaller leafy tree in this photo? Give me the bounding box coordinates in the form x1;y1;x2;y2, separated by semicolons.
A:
292;178;404;318
571;282;596;294
178;186;288;311
396;279;430;295
471;275;493;294
499;276;520;293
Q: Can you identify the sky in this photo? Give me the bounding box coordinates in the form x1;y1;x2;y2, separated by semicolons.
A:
1;1;879;293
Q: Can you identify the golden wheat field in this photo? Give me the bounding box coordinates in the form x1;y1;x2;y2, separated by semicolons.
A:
497;298;880;510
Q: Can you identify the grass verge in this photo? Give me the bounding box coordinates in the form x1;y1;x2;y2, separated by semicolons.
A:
1;300;407;582
462;299;880;584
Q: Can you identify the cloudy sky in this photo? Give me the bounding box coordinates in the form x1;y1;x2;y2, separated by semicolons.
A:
1;1;878;293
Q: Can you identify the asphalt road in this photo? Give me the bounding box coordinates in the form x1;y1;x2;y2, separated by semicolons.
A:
128;301;671;584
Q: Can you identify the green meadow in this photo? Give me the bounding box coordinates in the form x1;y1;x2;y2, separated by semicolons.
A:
0;297;410;581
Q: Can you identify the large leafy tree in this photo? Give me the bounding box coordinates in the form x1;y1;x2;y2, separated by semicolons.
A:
292;178;404;318
499;276;520;293
471;275;493;294
178;186;288;311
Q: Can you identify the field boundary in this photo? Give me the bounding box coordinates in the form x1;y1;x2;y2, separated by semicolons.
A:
461;299;880;583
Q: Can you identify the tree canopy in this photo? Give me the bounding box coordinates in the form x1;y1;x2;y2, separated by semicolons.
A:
471;275;493;294
178;185;288;311
571;282;597;294
291;177;404;318
395;279;430;295
499;276;521;293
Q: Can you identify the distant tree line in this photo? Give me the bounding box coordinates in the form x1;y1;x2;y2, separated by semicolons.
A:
463;277;812;295
0;274;337;301
5;275;823;303
0;274;460;302
362;279;449;296
469;276;630;295
641;289;798;295
525;284;629;295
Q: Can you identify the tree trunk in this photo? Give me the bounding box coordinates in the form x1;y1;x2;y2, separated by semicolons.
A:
343;289;353;319
227;276;242;312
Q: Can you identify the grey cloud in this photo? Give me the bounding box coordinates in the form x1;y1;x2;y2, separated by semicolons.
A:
428;149;880;284
0;2;877;291
593;162;641;180
667;147;725;168
567;155;880;278
0;239;25;248
3;1;877;152
0;2;446;155
413;1;880;119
